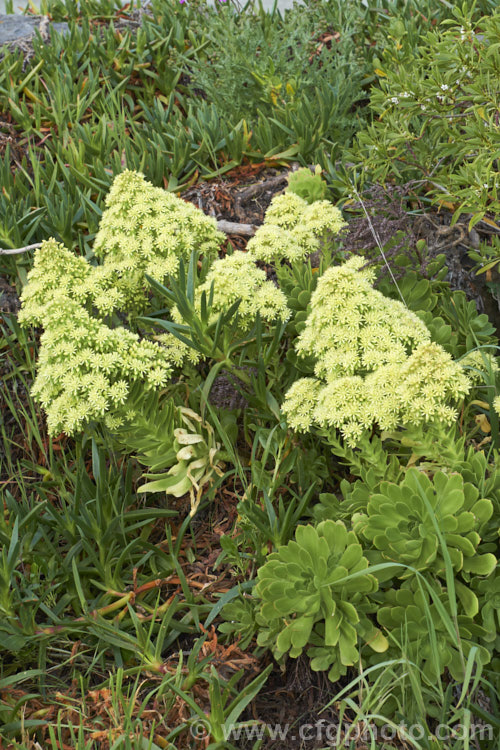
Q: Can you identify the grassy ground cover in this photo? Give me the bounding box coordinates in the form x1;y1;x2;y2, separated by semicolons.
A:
1;1;500;748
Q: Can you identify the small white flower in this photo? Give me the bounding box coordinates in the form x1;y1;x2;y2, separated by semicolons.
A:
440;84;449;91
390;96;399;104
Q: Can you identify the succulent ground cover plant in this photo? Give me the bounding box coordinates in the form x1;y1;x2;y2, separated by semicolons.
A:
376;582;491;681
254;520;388;681
353;468;495;581
19;171;480;451
14;172;500;720
135;406;225;516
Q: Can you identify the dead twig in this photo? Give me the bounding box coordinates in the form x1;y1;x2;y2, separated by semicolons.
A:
1;218;260;256
0;242;42;255
216;219;257;236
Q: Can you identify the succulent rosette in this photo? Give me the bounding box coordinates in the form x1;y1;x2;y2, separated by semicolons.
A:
353;468;496;581
255;521;387;681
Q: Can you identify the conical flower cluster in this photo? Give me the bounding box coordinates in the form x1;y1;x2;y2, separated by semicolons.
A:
282;257;471;445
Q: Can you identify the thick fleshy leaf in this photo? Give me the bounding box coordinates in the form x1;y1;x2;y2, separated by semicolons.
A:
455;580;479;618
138;472;191;496
367;628;389;653
176;446;195;461
338;543;363;570
309;649;333;672
462;553;497;576
339;637;358;666
296;524;321;559
438;488;464;516
289;616;315;650
471;498;493;523
324;615;340;647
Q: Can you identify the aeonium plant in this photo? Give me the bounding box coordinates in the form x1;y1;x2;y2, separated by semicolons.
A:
17;171;347;504
18;169;495;507
352;468;496;616
254;520;388;682
281;256;473;448
375;580;490;682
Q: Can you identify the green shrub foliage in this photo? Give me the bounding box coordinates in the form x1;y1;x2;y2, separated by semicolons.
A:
353;6;500;224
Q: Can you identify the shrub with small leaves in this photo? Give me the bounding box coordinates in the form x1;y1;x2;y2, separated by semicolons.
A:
353;6;500;224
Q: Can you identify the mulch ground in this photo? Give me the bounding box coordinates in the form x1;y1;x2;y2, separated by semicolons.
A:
0;114;28;170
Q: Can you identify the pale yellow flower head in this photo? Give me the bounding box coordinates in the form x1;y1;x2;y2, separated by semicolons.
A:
93;170;224;312
282;258;472;446
460;349;499;385
193;252;289;329
247;191;347;263
493;395;500;417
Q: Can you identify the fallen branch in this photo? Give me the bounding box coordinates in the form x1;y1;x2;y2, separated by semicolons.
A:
0;242;42;256
1;220;258;256
216;219;258;236
236;174;288;203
